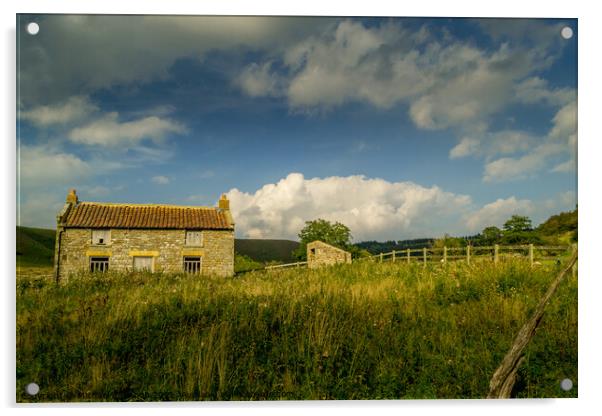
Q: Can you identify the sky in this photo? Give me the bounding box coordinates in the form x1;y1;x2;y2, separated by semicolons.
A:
16;15;577;242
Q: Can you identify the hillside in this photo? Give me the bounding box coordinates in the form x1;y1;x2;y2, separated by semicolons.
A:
16;226;299;266
16;226;56;267
234;238;299;263
537;209;577;240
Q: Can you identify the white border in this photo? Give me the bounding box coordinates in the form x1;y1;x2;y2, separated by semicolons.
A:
3;1;601;415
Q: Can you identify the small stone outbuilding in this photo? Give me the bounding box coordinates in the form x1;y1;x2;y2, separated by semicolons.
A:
307;240;352;269
53;189;235;281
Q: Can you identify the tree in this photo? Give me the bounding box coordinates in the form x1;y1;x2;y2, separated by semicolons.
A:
503;215;533;233
292;219;352;260
432;233;466;249
480;226;503;245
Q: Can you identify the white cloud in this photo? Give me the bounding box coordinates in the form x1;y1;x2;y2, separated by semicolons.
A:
19;15;335;105
549;101;577;141
20;96;98;126
483;142;566;182
450;130;538;160
559;190;577;208
186;194;207;203
236;19;564;135
550;159;575;173
450;137;481;159
18;193;66;228
479;100;576;182
236;62;283;97
514;77;575;107
79;185;111;197
465;197;534;232
18;145;91;188
69;113;187;147
151;175;170;185
407;44;523;131
226;172;471;240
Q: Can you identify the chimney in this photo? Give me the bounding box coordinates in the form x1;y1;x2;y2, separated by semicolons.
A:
218;194;230;210
66;188;78;204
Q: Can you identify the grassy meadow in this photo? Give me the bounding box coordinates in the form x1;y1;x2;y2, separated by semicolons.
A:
16;258;577;402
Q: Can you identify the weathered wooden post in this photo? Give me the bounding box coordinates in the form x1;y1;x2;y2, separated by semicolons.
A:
494;244;499;265
467;245;471;265
423;247;427;267
392;250;396;263
487;251;577;398
529;244;534;267
407;248;411;264
443;246;447;263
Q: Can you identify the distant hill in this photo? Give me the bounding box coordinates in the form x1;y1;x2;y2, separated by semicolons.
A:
235;239;299;263
537;209;577;236
17;226;56;267
16;226;299;266
536;209;578;244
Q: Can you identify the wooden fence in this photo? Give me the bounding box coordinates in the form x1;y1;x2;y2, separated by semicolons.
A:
356;244;574;267
265;261;308;270
262;244;576;271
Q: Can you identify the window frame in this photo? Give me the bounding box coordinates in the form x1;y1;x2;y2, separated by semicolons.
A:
133;256;155;273
185;230;203;246
90;256;110;273
183;256;202;274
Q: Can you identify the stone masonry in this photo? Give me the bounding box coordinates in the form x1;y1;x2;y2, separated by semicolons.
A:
307;240;352;269
54;190;234;280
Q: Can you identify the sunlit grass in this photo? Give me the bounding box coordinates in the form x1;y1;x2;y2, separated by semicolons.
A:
16;258;577;401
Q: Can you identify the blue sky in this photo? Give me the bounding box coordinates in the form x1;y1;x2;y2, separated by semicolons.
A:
17;15;577;241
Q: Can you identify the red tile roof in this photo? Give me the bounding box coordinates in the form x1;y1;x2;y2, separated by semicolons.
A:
61;202;234;230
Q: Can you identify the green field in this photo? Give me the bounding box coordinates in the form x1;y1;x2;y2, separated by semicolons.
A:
16;258;577;401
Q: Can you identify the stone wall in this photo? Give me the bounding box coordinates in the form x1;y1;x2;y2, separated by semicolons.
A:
307;240;352;269
55;228;234;280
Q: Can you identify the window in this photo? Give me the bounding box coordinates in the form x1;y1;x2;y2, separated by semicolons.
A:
186;231;203;246
90;257;109;272
133;256;153;272
183;256;202;274
92;229;110;245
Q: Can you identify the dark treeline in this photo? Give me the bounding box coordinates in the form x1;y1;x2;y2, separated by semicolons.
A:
354;209;577;254
355;238;434;254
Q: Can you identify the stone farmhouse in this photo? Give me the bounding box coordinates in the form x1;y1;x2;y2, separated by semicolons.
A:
307;240;352;269
53;189;235;281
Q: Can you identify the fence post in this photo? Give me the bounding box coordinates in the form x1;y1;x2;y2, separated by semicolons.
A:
494;244;499;265
423;247;427;267
407;248;411;264
392;250;396;263
443;246;447;263
467;245;471;265
529;244;534;267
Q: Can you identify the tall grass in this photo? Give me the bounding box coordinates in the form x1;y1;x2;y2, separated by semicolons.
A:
16;259;577;401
